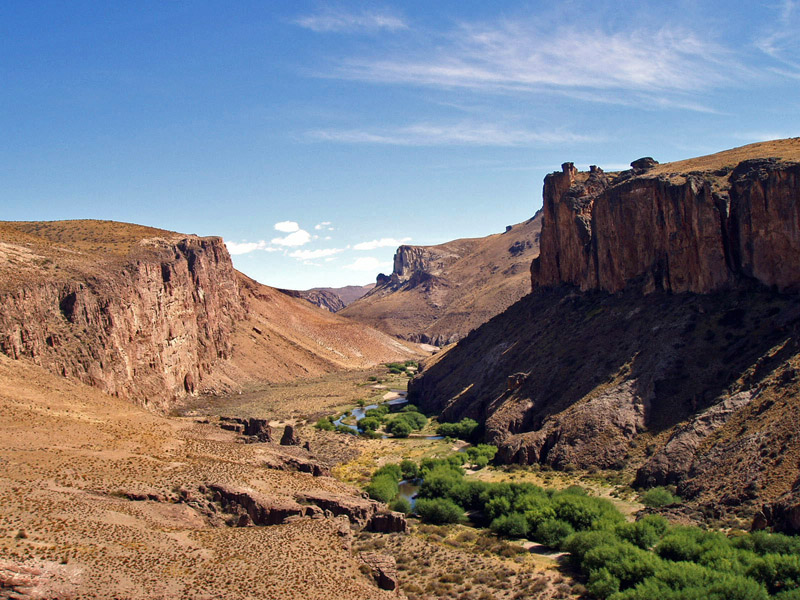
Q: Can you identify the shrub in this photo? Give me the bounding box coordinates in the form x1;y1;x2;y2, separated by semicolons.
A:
358;417;380;432
436;418;479;441
534;518;575;548
400;459;419;480
617;515;669;550
386;419;412;438
366;474;399;503
373;463;402;481
490;513;529;538
390;497;412;514
315;418;334;431
418;465;464;500
640;486;681;507
587;567;620;599
415;498;464;524
583;541;661;590
334;424;358;435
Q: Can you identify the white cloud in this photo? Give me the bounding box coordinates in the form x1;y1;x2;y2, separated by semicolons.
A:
314;221;334;230
316;18;744;110
307;122;598;147
295;8;407;33
271;229;312;247
353;237;411;250
274;221;300;233
225;240;279;255
288;248;344;260
343;256;392;272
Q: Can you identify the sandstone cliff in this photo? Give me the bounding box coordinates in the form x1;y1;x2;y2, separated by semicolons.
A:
533;140;800;294
0;220;419;411
411;138;800;528
340;214;542;345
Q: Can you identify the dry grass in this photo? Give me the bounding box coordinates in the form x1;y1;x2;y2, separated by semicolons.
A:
0;354;398;600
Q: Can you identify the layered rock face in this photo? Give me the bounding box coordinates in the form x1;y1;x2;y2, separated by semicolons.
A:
533;158;800;294
0;234;245;410
0;220;419;411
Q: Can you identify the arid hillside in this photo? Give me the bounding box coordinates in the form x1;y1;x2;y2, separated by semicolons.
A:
411;139;800;530
340;214;542;345
0;220;420;411
0;353;404;600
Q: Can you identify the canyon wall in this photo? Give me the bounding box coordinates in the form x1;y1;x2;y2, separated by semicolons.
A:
0;235;245;410
532;158;800;294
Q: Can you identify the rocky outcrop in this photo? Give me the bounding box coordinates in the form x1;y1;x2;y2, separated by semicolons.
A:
295;491;407;533
532;158;800;294
280;424;301;446
0;234;245;410
207;484;308;526
359;553;400;592
219;417;272;442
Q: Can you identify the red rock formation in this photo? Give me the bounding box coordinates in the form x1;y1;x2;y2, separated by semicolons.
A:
0;235;244;410
532;158;800;294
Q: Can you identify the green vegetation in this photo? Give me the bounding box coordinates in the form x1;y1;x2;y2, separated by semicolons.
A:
365;451;800;599
436;418;480;441
639;486;681;507
390;496;412;514
384;360;419;376
314;417;334;431
415;498;464;524
465;444;497;469
385;405;428;438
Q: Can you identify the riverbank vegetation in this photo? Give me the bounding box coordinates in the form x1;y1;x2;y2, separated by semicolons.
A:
366;451;800;599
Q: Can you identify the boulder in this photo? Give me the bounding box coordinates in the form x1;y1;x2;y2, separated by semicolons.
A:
359;553;399;592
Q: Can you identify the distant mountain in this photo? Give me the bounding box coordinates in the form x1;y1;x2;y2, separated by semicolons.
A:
280;284;374;313
339;214;542;346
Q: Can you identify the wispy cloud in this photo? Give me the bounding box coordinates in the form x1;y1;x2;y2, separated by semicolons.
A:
314;221;334;231
225;240;279;255
353;237;411;250
757;0;800;78
295;8;407;34
316;18;743;109
307;122;598;147
288;248;344;260
271;229;312;247
343;256;391;272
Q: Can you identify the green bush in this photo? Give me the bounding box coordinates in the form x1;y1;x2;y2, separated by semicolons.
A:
534;518;575;548
334;424;358;435
373;463;402;481
415;498;464;524
436;418;479;440
400;459;419;480
390;497;412;514
386;419;412;438
315;418;334;431
358;417;380;432
490;513;529;538
616;515;669;550
366;474;399;503
639;486;681;507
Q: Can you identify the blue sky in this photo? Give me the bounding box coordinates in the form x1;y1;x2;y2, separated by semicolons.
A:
2;1;799;289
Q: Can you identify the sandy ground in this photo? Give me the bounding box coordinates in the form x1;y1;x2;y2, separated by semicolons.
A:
0;354;397;600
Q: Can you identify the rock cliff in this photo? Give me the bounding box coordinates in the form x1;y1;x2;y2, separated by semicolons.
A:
340;214;542;345
0;220;419;411
533;146;800;294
